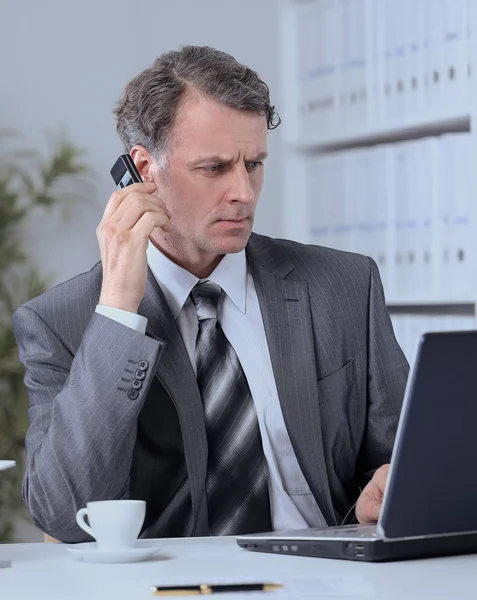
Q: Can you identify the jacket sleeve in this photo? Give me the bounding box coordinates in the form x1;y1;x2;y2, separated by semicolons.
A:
339;258;409;525
358;258;410;485
12;307;164;543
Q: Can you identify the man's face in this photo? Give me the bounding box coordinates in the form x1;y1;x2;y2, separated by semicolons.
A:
150;92;268;264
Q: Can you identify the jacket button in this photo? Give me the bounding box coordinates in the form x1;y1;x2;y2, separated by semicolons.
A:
131;378;142;390
138;360;149;371
135;369;146;380
127;389;139;400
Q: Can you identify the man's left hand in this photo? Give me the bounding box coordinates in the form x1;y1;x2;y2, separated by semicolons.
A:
356;464;389;523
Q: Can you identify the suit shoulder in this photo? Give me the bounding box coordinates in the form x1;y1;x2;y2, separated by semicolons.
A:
251;233;372;275
14;262;103;323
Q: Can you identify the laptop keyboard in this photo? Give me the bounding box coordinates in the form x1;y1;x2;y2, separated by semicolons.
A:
314;524;379;538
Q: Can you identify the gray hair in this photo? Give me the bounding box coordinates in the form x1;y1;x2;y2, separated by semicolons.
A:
114;45;281;168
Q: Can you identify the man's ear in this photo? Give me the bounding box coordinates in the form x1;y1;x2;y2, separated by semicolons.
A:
130;146;155;182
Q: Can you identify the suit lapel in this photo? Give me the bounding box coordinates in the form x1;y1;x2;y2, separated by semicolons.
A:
138;269;209;534
247;236;337;525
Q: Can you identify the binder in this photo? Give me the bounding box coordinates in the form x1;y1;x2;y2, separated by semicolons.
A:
307;154;328;246
340;0;354;132
436;135;456;299
390;315;409;361
392;138;439;301
449;134;473;299
403;0;425;120
407;315;426;367
295;1;317;138
389;0;407;122
381;0;398;123
332;152;350;251
307;0;331;138
373;0;386;125
413;137;439;301
423;0;445;115
340;0;371;132
441;0;469;114
344;148;370;257
367;145;395;294
327;0;343;137
393;141;414;298
308;153;347;251
437;133;473;301
311;0;342;138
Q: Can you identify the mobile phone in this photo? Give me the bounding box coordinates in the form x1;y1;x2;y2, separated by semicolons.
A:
110;154;143;189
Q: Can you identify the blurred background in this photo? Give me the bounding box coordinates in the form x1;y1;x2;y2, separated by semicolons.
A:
0;0;475;542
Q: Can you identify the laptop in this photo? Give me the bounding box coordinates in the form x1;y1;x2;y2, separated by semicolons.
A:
237;331;477;562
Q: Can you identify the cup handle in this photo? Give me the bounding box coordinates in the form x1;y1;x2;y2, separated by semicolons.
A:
76;508;94;538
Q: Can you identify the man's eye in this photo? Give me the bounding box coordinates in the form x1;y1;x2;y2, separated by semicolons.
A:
246;161;263;171
203;165;224;174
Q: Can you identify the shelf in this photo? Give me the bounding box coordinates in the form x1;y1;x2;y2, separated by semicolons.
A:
386;302;475;316
286;113;471;153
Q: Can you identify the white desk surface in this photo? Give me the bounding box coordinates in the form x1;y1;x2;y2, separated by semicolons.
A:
1;536;476;600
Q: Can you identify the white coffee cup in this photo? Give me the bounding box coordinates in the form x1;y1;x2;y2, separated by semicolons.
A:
76;500;146;550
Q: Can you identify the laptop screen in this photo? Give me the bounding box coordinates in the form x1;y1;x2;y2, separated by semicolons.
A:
378;331;477;540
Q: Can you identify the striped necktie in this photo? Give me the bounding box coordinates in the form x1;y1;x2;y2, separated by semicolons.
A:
190;280;271;535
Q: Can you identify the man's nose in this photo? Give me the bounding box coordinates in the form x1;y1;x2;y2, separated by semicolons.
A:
227;166;255;204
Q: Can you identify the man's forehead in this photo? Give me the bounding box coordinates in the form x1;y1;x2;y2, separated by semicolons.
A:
172;91;267;137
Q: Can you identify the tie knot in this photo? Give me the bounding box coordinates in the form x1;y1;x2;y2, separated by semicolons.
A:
190;281;222;321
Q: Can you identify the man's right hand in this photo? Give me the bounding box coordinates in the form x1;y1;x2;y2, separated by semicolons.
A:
97;182;171;313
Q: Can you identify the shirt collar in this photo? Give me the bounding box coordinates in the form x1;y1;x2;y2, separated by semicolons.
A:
146;241;247;319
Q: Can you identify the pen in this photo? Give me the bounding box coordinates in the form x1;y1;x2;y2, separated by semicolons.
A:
151;583;283;595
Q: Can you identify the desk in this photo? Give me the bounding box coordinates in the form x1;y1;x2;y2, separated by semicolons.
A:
1;536;475;599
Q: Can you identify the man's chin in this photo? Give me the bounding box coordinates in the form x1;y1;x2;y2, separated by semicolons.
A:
217;232;252;254
208;225;252;254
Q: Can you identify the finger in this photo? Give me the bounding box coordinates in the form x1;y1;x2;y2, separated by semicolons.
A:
151;192;172;219
102;182;156;221
367;499;381;522
113;191;170;225
132;211;171;239
374;464;390;494
116;199;170;231
112;190;159;223
159;216;173;233
357;498;381;523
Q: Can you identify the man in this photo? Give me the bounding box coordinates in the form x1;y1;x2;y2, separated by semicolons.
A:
13;46;408;543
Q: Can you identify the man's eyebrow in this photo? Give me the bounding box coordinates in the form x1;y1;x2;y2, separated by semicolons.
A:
186;155;232;167
186;152;269;168
252;152;269;161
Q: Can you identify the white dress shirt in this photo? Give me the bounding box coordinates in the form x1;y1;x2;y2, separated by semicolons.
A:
96;243;327;530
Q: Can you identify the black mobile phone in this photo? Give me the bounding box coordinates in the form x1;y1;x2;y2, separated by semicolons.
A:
110;154;143;189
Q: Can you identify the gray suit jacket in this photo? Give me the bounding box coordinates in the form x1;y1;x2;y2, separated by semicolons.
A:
12;233;409;542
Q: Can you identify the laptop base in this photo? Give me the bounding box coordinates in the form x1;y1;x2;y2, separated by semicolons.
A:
237;532;477;562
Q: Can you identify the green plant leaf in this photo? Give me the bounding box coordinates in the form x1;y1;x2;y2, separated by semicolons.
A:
0;128;91;541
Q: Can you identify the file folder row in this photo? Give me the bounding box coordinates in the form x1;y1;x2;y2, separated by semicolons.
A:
391;314;476;368
306;133;475;303
290;0;471;140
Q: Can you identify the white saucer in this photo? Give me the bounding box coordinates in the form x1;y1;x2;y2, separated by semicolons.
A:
66;541;161;564
0;460;16;472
